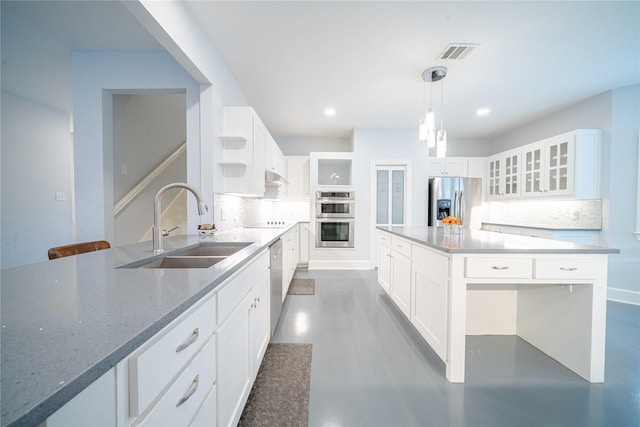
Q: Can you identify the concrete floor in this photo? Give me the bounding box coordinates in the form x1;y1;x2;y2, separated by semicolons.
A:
272;269;640;427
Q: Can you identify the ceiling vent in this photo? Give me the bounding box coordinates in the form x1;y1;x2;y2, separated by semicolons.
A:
438;44;477;60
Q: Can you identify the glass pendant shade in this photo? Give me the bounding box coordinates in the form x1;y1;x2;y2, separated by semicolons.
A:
436;129;447;158
419;119;427;141
425;108;436;148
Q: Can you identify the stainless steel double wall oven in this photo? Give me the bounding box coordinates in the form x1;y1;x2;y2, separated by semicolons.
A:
315;191;355;248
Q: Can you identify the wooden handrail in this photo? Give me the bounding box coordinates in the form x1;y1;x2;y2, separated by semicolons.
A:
114;142;186;216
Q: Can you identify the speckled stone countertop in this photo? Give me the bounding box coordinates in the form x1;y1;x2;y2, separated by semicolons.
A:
0;226;294;427
377;226;619;254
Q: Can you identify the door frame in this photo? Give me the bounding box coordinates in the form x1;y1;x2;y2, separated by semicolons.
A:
370;160;412;267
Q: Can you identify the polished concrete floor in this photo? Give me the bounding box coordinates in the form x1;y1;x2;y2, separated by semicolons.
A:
271;269;640;427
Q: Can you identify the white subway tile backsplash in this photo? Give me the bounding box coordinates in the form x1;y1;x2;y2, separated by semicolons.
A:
486;199;602;229
213;194;310;231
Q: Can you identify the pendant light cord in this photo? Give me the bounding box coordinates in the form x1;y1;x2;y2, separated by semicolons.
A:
440;76;445;131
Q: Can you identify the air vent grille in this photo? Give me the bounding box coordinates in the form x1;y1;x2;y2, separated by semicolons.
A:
438;44;477;60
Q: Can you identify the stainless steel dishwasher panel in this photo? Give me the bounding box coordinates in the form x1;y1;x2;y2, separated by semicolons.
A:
269;238;283;337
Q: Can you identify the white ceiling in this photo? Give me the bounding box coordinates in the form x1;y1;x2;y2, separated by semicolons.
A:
183;1;640;139
3;1;638;140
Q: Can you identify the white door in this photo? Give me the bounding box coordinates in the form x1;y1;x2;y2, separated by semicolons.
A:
375;166;407;227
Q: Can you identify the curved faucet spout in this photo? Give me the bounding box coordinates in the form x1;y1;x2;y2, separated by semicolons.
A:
153;183;208;254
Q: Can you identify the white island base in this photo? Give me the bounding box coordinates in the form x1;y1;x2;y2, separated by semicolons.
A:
449;253;607;383
377;227;615;384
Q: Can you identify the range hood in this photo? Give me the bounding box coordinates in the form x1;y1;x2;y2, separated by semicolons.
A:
265;170;289;187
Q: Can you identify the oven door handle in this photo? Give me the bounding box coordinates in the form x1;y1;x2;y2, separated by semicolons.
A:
316;218;354;222
316;198;355;203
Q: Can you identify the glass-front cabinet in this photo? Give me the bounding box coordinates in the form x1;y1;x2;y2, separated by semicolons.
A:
523;144;544;196
487;149;520;200
522;136;575;197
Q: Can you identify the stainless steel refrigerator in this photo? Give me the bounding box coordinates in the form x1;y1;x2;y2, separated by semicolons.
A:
428;177;483;229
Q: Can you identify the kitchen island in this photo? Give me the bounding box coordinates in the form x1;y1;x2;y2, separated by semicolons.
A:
377;226;619;383
0;226;294;427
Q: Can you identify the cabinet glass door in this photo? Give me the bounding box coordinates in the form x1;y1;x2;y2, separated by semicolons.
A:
547;140;570;193
488;159;500;197
504;153;519;196
524;147;543;195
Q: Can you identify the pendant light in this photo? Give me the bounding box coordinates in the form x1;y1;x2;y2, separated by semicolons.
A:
420;66;448;156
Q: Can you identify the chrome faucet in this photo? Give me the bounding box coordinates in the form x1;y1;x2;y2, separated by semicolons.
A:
153;183;208;254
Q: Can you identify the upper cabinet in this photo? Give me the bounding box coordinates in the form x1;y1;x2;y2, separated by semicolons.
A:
487;129;601;201
219;107;276;197
316;156;353;187
487;149;521;200
286;156;310;199
427;157;484;178
522;129;601;199
265;135;286;178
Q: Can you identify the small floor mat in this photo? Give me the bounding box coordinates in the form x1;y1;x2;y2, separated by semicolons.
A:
238;343;313;427
287;278;315;295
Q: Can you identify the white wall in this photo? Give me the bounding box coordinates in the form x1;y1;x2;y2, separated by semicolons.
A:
276;136;353;155
1;2;75;268
490;85;640;302
1;92;75;268
72;52;204;245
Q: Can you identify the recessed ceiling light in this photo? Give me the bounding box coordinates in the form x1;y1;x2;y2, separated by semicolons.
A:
476;108;490;116
324;108;336;116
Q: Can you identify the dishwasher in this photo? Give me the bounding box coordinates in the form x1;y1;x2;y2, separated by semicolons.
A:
269;238;283;337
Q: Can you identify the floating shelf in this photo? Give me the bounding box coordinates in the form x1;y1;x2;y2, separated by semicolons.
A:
219;161;248;166
218;135;247;143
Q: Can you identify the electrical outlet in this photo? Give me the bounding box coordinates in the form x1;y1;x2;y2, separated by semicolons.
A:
55;192;65;202
121;164;128;175
552;210;559;218
571;209;579;220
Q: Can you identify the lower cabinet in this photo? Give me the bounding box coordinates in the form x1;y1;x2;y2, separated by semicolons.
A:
411;245;449;361
299;222;309;264
282;226;300;297
217;267;270;427
377;230;449;363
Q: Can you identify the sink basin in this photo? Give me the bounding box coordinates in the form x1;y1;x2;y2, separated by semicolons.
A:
119;242;253;269
139;256;228;269
172;242;252;257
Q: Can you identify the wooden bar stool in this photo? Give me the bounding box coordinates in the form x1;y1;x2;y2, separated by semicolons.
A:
48;240;111;260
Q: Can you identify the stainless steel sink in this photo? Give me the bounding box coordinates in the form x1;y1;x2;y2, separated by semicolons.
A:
172;243;251;257
138;256;228;269
119;242;253;269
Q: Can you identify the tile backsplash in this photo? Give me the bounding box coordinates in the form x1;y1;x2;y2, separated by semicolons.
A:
213;194;310;232
486;199;602;229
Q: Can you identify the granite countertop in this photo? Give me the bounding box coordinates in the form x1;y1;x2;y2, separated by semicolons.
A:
378;226;619;254
0;225;295;427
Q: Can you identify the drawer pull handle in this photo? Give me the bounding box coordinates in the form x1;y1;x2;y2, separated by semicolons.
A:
491;266;510;270
176;374;199;407
560;267;578;271
176;328;199;353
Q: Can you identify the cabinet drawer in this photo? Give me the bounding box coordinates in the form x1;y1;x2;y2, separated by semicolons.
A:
534;258;599;280
218;250;269;323
377;231;391;247
190;384;217;427
138;336;216;426
129;296;216;416
391;236;412;258
465;257;532;279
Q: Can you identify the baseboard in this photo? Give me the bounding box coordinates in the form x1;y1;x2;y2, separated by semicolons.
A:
308;260;372;270
608;287;640;306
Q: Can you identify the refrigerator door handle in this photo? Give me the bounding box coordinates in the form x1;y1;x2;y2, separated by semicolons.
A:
458;191;464;225
453;191;459;218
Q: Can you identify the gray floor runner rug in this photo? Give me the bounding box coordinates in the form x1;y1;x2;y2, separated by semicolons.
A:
238;343;313;427
287;278;315;295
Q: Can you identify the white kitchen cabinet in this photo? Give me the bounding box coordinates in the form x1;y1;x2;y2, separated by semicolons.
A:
217;256;270;427
266;136;286;178
487;149;521;199
426;158;469;177
467;158;485;179
522;129;601;199
376;232;412;317
219;106;268;197
286;156;310;199
299;222;309;264
46;368;117;427
377;232;392;294
282;226;300;297
411;244;448;361
390;238;412;318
